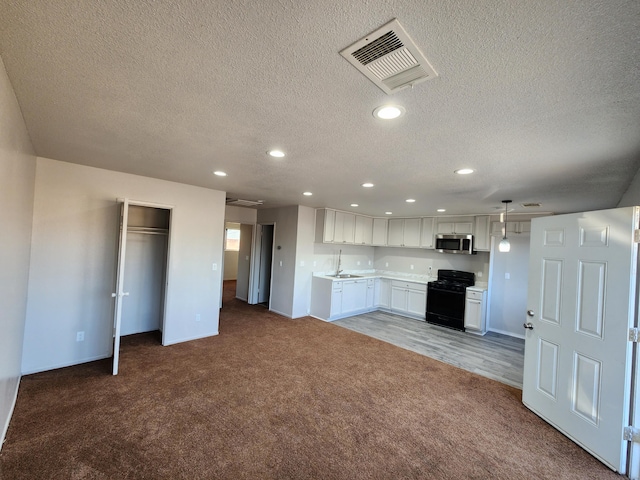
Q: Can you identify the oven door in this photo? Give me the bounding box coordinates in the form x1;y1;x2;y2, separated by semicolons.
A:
426;286;466;330
427;286;465;319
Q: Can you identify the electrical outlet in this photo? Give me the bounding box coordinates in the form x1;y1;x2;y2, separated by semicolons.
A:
410;265;414;270
477;271;483;278
76;331;84;342
279;260;283;267
385;262;389;267
212;263;217;271
313;261;317;267
300;260;305;267
357;261;361;266
196;314;201;322
505;272;511;280
368;260;372;266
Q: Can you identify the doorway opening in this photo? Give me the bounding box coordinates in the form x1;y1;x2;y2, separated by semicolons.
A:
112;200;172;375
250;224;274;308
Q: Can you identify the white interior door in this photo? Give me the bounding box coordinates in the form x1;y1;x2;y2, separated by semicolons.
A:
111;198;130;375
523;206;639;473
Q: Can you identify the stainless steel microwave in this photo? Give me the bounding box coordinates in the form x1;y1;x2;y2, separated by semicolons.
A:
435;234;475;254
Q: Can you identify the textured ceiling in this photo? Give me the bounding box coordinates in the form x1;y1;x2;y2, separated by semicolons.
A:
1;0;639;216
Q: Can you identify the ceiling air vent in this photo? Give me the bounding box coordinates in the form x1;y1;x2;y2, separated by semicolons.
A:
340;18;438;95
521;203;542;208
226;198;264;207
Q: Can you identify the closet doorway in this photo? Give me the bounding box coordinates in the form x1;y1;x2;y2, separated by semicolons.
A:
112;199;172;375
248;224;274;307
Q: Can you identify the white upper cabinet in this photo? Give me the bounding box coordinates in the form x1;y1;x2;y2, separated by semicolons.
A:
334;211;355;244
387;218;421;247
315;209;336;243
491;220;531;236
436;216;474;235
420;217;435;248
473;215;491;251
372;218;388;246
354;215;373;245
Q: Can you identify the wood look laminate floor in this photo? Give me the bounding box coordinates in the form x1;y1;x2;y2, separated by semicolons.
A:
333;311;525;389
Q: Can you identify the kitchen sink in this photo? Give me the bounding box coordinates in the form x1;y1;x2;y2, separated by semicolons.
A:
330;274;363;278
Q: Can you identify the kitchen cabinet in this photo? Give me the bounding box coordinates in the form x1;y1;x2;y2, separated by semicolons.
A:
340;279;368;315
354;215;373;245
375;278;391;309
330;281;343;318
372;218;388;246
436;217;474;235
387;218;421;247
390;280;427;320
366;278;375;308
334;211;355;244
420;217;435;249
473;215;491;252
491;220;531;236
315;208;336;243
464;287;487;335
310;276;372;321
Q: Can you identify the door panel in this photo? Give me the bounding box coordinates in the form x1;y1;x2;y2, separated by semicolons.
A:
523;206;639;474
112;199;130;376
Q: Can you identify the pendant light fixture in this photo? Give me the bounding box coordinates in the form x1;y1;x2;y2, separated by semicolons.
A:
498;200;512;253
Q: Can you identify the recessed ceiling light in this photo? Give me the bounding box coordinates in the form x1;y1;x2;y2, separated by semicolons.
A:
385;211;393;215
362;182;374;188
406;199;416;203
437;208;446;212
454;168;474;175
303;192;313;196
351;203;359;207
268;150;285;158
213;171;227;177
373;105;405;120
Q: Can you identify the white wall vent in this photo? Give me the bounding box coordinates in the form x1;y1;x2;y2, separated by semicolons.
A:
226;198;263;207
340;19;438;95
521;203;542;208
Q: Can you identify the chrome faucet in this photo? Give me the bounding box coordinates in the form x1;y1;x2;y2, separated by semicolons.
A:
336;249;343;276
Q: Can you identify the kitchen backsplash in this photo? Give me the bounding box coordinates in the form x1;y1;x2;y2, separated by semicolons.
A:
312;243;490;282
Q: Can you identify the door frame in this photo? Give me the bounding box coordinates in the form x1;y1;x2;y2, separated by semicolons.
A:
248;223;275;306
113;199;174;373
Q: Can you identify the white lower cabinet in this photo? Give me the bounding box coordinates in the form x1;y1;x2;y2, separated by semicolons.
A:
390;280;427;320
375;278;391;308
366;278;375;308
464;288;487;335
310;277;373;321
311;276;427;322
341;279;368;315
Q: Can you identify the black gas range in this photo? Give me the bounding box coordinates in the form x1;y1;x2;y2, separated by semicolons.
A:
426;270;475;331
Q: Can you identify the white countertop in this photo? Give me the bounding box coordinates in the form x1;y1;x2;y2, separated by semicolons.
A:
314;271;488;289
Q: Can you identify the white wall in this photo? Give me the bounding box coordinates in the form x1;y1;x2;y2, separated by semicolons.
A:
487;235;530;338
236;224;254;301
223;251;239;280
0;56;36;451
618;165;640;207
374;247;490;282
292;206;316;318
22;158;226;374
225;205;257;224
257;206;299;317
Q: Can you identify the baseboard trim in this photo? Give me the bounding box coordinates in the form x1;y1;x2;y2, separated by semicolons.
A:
488;327;525;340
0;376;20;453
21;354;111;376
162;331;219;346
269;308;293;319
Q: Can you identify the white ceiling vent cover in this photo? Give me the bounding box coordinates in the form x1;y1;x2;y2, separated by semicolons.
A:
226;198;264;207
340;19;437;95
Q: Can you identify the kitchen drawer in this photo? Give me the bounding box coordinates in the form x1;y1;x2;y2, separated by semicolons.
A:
466;290;483;301
391;280;427;293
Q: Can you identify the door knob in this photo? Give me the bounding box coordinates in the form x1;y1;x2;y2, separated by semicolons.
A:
527;309;534;317
523;322;534;330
